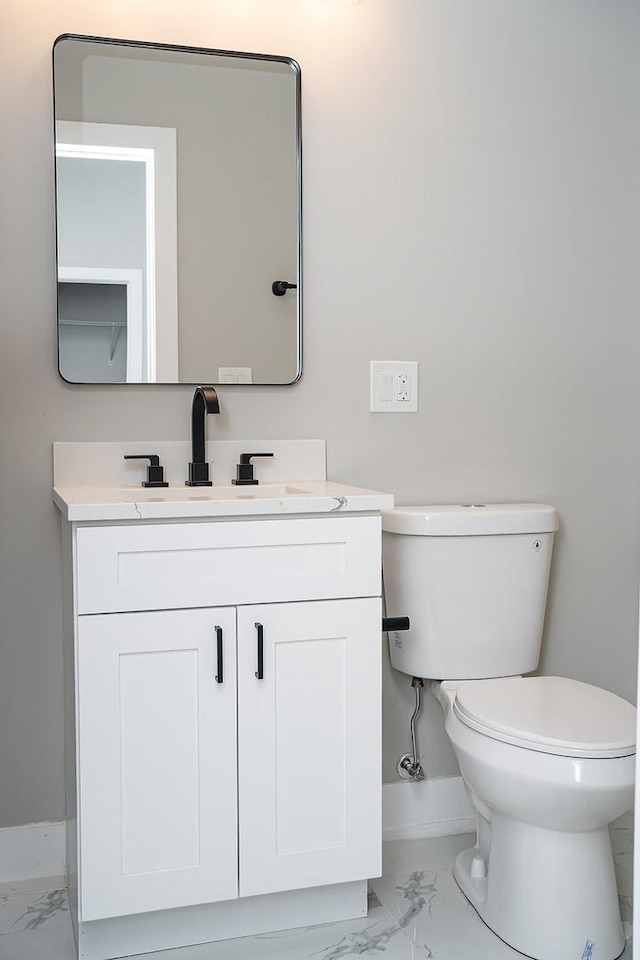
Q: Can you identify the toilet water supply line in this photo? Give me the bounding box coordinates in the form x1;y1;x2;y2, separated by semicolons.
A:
382;576;426;782
397;677;426;782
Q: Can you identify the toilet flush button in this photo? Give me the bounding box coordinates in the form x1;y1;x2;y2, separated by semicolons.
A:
470;855;487;879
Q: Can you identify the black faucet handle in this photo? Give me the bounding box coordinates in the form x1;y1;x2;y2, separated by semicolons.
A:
233;452;274;486
124;454;169;488
239;453;274;465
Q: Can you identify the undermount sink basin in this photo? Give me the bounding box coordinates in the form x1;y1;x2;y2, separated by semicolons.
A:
114;484;311;502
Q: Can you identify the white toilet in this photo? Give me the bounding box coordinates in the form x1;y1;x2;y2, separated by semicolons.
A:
382;503;636;960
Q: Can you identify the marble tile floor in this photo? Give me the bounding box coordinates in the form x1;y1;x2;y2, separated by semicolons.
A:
0;817;632;960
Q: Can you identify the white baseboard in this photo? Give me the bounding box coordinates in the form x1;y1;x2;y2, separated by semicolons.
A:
382;775;475;841
0;820;66;888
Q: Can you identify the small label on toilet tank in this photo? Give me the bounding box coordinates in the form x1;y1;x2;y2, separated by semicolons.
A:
393;631;403;648
581;941;595;960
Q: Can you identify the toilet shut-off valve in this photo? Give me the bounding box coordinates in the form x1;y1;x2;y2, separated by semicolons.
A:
398;753;426;782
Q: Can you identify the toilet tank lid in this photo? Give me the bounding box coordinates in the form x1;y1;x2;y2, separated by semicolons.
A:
381;503;559;536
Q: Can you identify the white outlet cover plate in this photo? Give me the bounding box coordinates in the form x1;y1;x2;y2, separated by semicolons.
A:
218;366;253;383
370;361;418;413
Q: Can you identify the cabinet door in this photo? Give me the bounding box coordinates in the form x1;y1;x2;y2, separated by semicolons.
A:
77;607;238;921
237;598;381;898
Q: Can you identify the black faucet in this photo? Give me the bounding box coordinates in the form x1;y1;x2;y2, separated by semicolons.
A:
186;386;220;486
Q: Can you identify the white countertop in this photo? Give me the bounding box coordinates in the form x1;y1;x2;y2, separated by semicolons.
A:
53;480;394;522
52;441;393;521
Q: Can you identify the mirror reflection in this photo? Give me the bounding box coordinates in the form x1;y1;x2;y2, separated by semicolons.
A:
53;35;301;385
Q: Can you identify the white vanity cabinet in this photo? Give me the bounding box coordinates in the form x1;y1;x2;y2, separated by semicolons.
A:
59;505;386;960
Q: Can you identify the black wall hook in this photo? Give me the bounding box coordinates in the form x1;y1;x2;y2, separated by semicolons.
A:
272;280;298;297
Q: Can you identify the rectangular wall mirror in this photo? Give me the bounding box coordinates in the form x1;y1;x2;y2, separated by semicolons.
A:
53;35;302;385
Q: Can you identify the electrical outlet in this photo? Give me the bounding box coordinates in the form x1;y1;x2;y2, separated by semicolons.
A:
370;361;418;412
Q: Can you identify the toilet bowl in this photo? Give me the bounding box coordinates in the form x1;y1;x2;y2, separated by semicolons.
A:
381;504;637;960
433;677;635;960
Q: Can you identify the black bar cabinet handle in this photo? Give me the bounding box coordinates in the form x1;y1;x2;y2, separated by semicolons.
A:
255;622;264;680
215;626;223;683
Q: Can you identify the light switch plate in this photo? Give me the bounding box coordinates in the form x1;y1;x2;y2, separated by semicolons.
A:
370;361;418;413
218;366;253;383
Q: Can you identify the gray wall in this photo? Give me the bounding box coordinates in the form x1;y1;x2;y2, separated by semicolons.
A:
1;0;639;826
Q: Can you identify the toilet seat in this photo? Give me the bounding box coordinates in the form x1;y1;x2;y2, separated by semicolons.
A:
453;676;636;758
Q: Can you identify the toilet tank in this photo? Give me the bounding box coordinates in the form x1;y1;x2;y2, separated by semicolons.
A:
382;504;558;681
